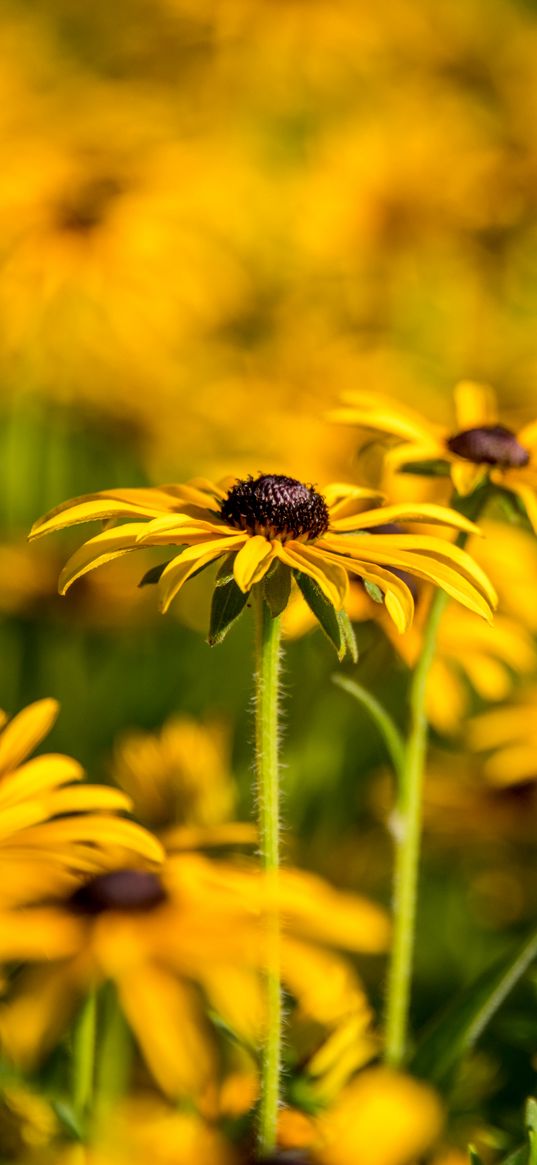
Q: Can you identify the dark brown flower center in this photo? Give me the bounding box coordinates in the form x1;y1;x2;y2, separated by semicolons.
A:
55;175;124;235
446;424;529;468
69;869;167;915
220;474;329;542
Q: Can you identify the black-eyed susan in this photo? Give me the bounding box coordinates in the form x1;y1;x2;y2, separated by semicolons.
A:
0;851;389;1102
0;699;163;908
332;381;537;524
29;472;496;641
111;714;237;834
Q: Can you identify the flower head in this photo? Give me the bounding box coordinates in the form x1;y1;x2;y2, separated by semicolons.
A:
29;473;496;643
0;852;388;1102
332;381;537;526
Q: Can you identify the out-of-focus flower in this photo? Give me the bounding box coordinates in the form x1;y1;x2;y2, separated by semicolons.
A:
29;474;496;632
111;714;236;833
0;854;388;1101
0;698;162;908
398;603;536;736
278;1067;443;1165
468;685;537;786
332;382;537;522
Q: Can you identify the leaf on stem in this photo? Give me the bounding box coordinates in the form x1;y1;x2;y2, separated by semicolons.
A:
411;929;537;1087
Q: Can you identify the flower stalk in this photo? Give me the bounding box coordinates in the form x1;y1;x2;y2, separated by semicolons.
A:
254;585;283;1155
384;488;489;1067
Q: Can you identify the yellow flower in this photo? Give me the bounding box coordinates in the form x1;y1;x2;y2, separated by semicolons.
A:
29;473;496;635
0;699;162;908
278;1067;443;1165
332;381;537;524
0;853;389;1102
111;714;237;834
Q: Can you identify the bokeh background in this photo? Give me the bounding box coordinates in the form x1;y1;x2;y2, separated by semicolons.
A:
1;0;537;1149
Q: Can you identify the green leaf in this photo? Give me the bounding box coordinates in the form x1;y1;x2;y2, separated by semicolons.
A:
468;1146;485;1165
208;576;248;646
52;1100;84;1141
411;928;537;1087
138;561;170;587
499;1149;528;1165
363;579;384;604
332;674;404;776
215;553;237;587
337;609;358;663
399;458;451;477
295;571;344;659
264;561;292;618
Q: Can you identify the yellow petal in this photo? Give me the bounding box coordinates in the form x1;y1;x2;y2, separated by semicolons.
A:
0;755;84;809
233;536;274;592
158;538;245;612
118;965;215;1098
29;489;177;540
276;543;348;609
17;817;164;864
0;700;59;776
453;380;498;430
318;1068;443;1165
0;963;82;1069
331;503;481;535
329;391;435;443
516;419;537;450
58;523;150;594
135;513;230;545
450;461;487;497
275;867;390;953
500;480;537;533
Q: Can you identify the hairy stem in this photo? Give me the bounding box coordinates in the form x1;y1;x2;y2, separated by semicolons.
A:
254;587;282;1156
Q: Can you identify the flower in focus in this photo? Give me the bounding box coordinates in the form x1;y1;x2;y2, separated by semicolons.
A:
29;473;496;641
0;853;389;1102
0;698;162;908
332;381;537;524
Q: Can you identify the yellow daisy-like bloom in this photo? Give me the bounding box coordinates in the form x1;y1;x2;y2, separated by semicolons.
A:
0;852;389;1102
111;714;237;834
333;381;537;524
29;473;497;634
0;699;162;908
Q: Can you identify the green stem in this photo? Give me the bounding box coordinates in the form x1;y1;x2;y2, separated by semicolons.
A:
72;990;97;1134
332;674;405;779
384;489;488;1066
254;586;282;1157
384;586;448;1066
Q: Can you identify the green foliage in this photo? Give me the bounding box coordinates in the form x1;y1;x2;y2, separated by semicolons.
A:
294;571;346;660
411;930;537;1088
208;576;249;645
264;561;292;618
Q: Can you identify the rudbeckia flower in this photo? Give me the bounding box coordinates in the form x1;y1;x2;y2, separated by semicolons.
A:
0;853;388;1101
0;698;162;908
332;381;537;524
29;473;496;637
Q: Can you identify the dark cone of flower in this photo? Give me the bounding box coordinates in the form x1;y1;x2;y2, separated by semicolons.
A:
220;474;329;541
250;1153;314;1164
446;425;529;468
69;869;167;915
